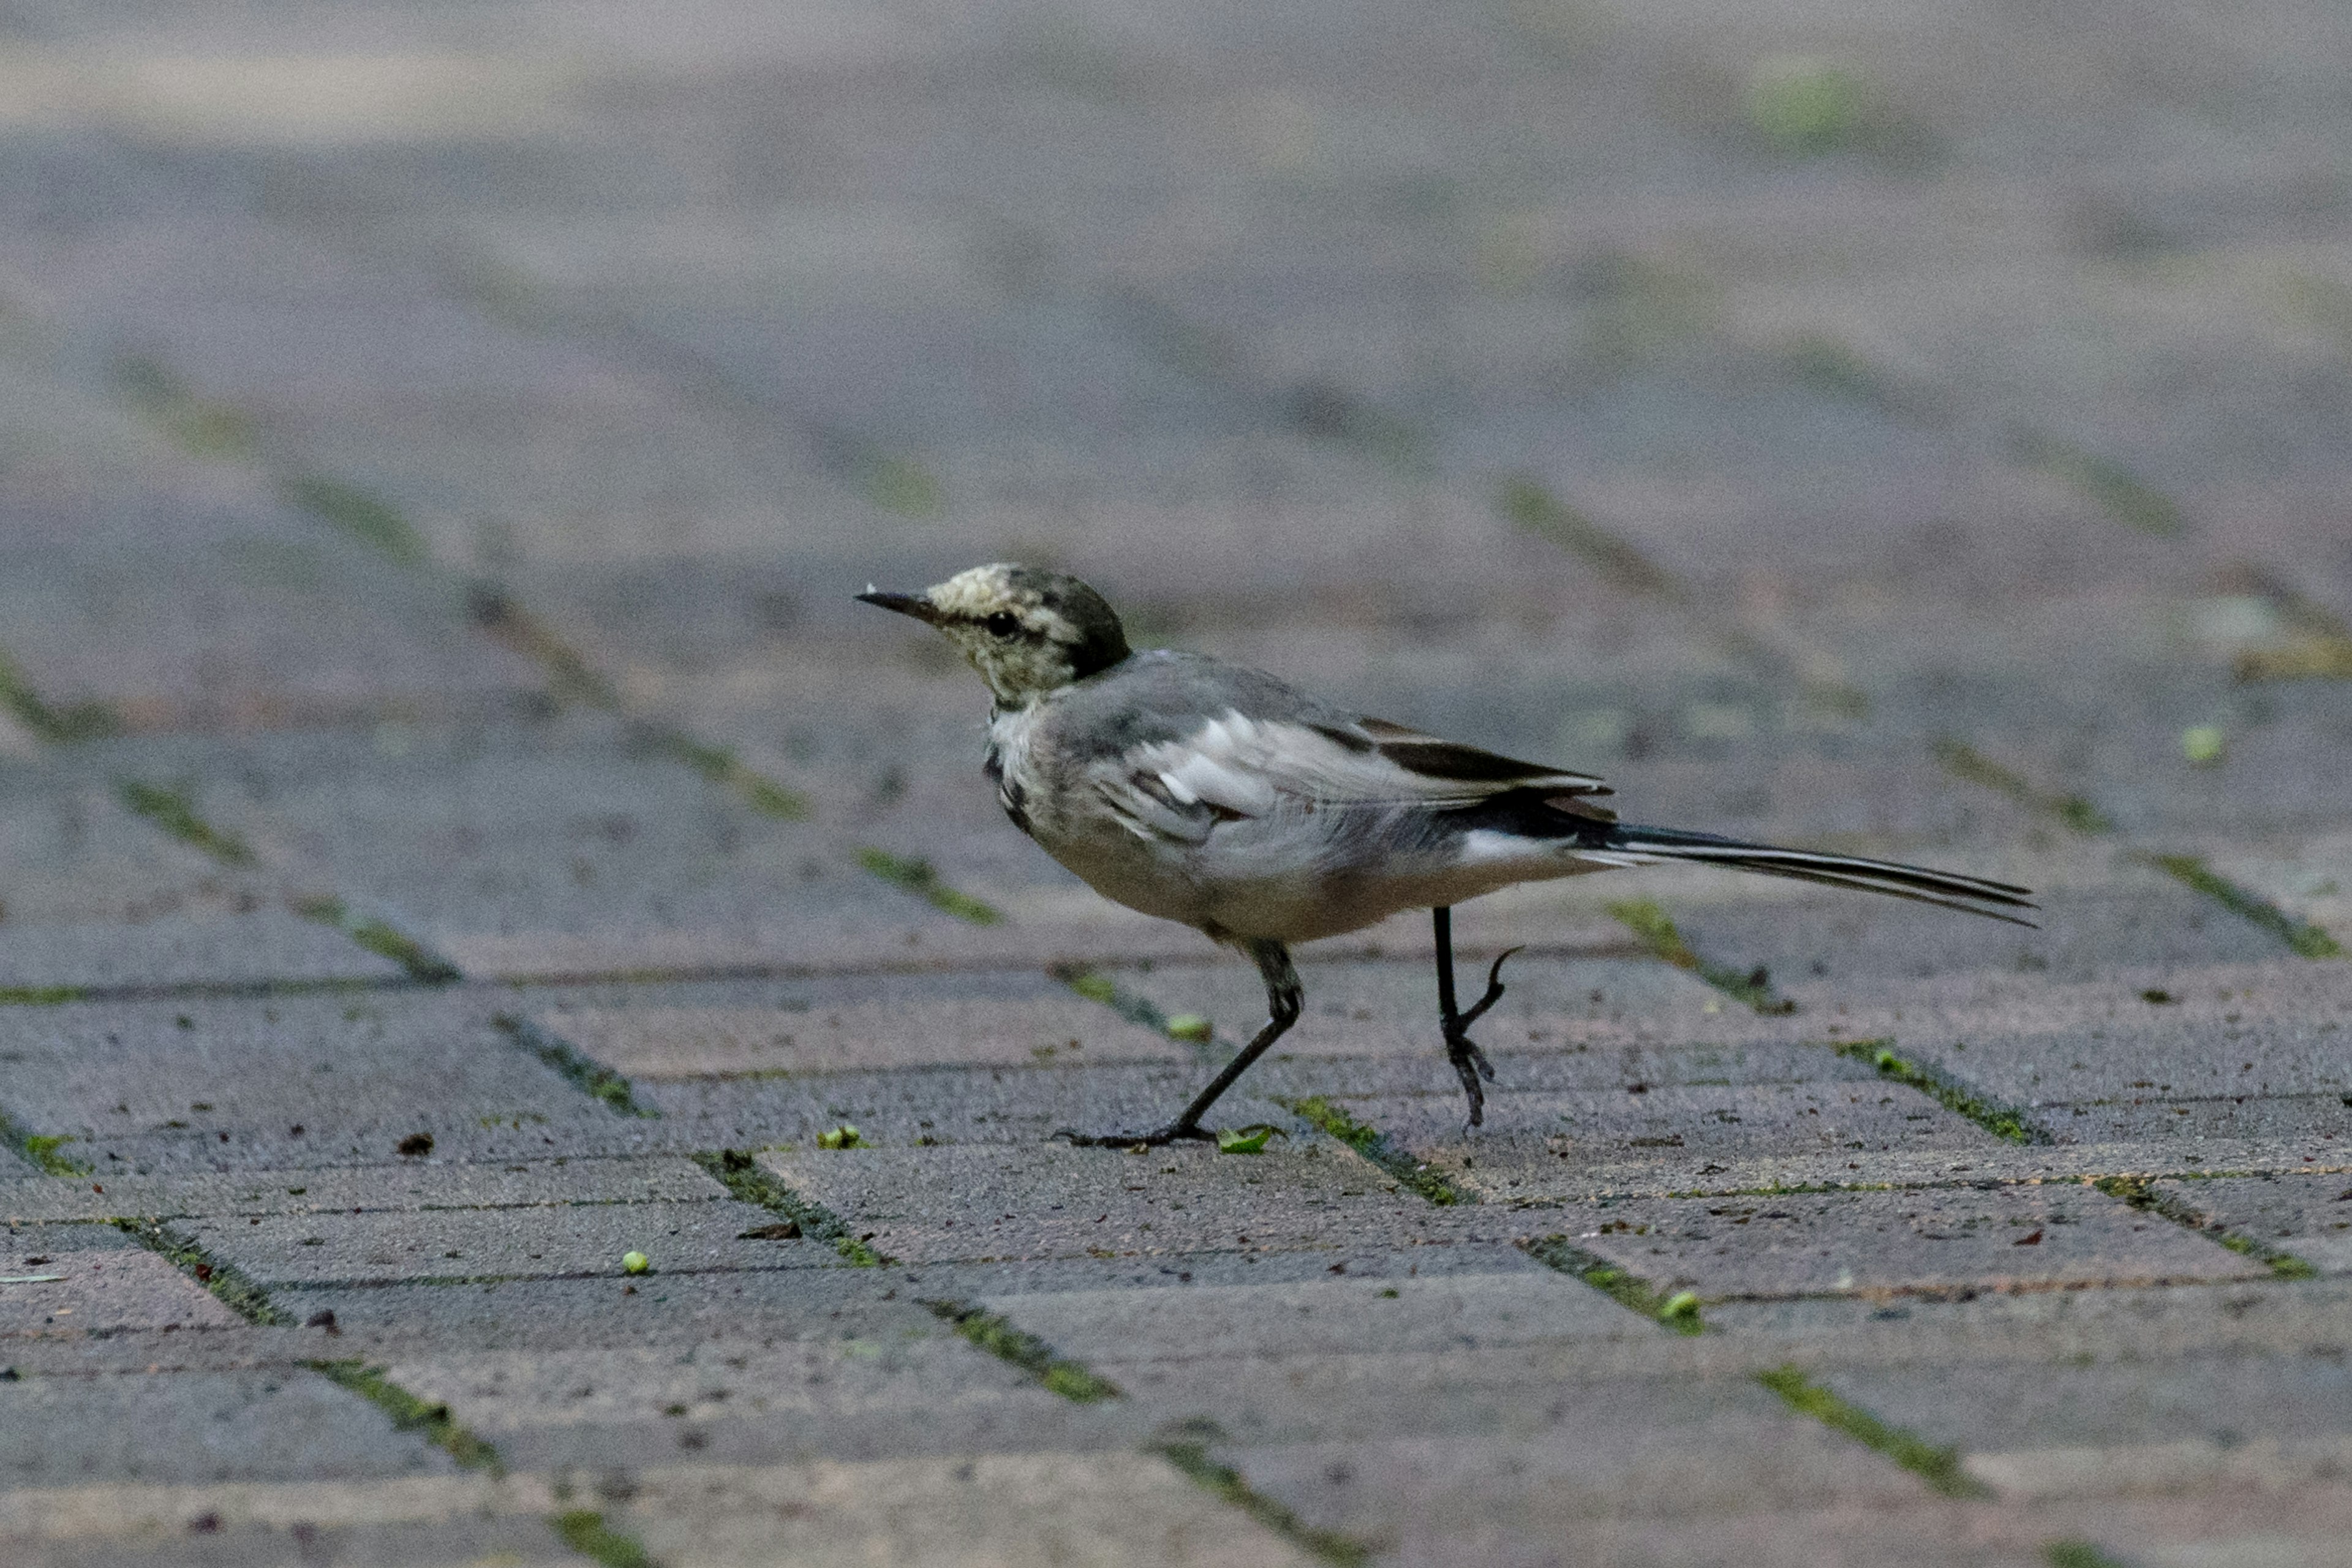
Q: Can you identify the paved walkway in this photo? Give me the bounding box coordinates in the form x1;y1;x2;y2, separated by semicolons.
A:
4;2;2351;1564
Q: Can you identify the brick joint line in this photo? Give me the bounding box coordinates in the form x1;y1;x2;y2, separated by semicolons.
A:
919;1299;1121;1402
693;1150;887;1265
1149;1418;1374;1567
1755;1363;1991;1498
1830;1038;2045;1145
1607;898;1796;1014
495;1014;657;1118
2094;1175;2319;1280
1519;1235;1706;1333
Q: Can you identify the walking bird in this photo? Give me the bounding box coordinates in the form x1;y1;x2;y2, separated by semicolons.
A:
861;565;2035;1147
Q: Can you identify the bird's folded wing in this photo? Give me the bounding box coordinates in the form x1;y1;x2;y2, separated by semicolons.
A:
1092;710;1612;842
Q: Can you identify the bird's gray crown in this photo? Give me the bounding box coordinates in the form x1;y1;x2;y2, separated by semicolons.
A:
858;563;1131;705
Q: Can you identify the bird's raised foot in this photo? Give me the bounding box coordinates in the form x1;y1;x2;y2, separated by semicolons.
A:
1439;946;1520;1129
1052;1122;1218;1150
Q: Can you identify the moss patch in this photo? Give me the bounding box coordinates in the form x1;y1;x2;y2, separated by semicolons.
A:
0;649;119;744
1520;1237;1706;1333
2014;432;2186;537
118;780;257;868
856;846;1003;925
2095;1176;2318;1280
1153;1421;1371;1566
2138;853;2343;959
1608;898;1795;1014
693;1149;884;1265
1279;1096;1463;1205
312;1360;503;1473
1497;476;1684;601
2;1112;91;1176
1932;739;2114;835
1833;1038;2041;1144
922;1299;1121;1402
115;1219;289;1324
1757;1363;1988;1498
549;1510;654;1568
495;1014;655;1117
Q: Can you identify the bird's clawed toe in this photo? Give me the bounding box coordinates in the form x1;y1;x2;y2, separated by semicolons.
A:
1053;1123;1216;1150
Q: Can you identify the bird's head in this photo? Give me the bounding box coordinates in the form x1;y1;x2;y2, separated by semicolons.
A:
858;564;1131;707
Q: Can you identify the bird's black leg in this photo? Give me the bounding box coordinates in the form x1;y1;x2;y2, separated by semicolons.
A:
1434;906;1518;1128
1057;940;1301;1148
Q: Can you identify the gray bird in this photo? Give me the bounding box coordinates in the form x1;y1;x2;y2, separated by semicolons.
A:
861;564;2034;1147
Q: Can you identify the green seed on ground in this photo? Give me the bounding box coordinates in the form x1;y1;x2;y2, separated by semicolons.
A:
817;1125;865;1150
1658;1290;1703;1324
621;1251;650;1275
1166;1014;1213;1042
2182;725;2225;765
1216;1125;1283;1155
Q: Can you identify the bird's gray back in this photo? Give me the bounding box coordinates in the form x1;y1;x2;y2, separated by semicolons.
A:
1032;649;1360;764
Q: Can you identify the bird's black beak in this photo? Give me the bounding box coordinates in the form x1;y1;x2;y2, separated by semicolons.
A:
856;587;940;624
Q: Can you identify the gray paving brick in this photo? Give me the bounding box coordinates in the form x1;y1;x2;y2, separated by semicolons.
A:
187;1196;823;1288
19;1515;580;1568
2152;1174;2352;1274
0;1242;242;1338
643;1060;1299;1153
0;992;660;1174
1222;1374;1932;1553
0;1155;724;1223
761;1142;1506;1264
617;1452;1321;1567
0;1368;453;1485
984;1270;1632;1365
542;995;1187;1079
376;1335;1121;1471
1832;1349;2352;1463
266;1272;938;1353
1333;1077;2000;1199
1540;1186;2262;1300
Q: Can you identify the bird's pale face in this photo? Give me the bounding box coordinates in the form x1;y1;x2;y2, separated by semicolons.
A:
859;564;1131;707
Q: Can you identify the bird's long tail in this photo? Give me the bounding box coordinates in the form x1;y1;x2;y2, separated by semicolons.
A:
1585;823;2038;927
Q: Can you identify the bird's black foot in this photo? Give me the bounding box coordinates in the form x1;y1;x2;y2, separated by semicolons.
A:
1053;1122;1217;1150
1441;946;1519;1129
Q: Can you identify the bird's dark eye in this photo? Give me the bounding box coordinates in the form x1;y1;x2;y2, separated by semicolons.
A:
984;611;1021;638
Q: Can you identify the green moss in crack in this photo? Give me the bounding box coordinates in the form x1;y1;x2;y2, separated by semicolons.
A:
1520;1237;1706;1333
1757;1363;1988;1498
1153;1420;1371;1567
1280;1096;1462;1205
1834;1039;2041;1144
856;846;1002;925
693;1150;884;1265
312;1361;502;1473
550;1510;654;1568
115;1219;289;1324
1608;898;1795;1014
118;780;256;868
922;1299;1120;1401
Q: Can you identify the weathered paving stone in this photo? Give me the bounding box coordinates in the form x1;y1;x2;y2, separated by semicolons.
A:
17;1513;580;1568
266;1272;938;1352
0;1155;725;1223
1120;952;1753;1061
980;1270;1634;1363
1830;1349;2352;1473
1223;1374;1933;1555
0;1368;453;1484
184;1196;821;1287
377;1336;1121;1471
1545;1186;2264;1300
0;992;660;1174
1339;1076;2000;1199
0;1244;243;1338
761;1142;1504;1264
164;718;974;980
641;1059;1295;1152
2153;1174;2352;1273
541;995;1188;1079
616;1453;1321;1567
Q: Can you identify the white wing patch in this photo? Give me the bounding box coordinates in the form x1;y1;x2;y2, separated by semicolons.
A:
1086;710;1603;846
